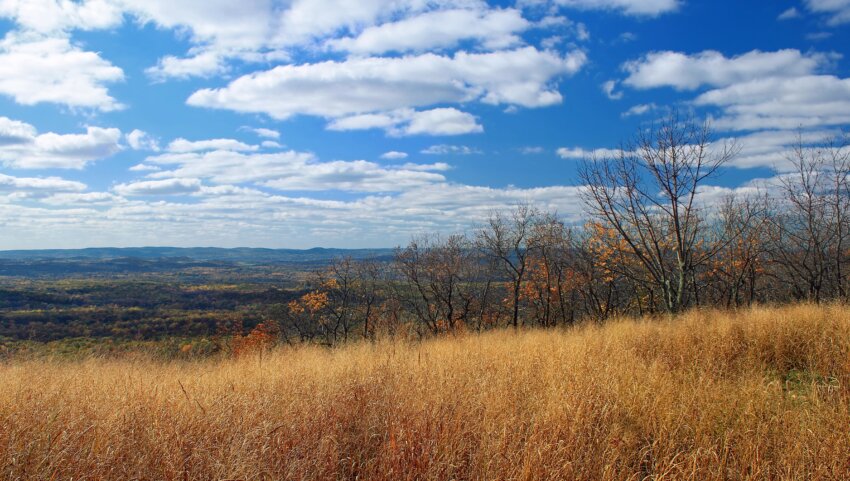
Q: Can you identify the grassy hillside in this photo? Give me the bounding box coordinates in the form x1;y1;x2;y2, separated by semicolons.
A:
1;304;848;480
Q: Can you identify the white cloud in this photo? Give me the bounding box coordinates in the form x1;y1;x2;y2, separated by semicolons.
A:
143;149;448;192
249;127;280;139
119;0;281;80
41;192;124;206
0;117;122;169
126;129;160;152
525;0;680;16
622;103;656;117
145;50;228;81
261;140;283;149
0;116;36;145
0;173;86;193
421;144;483;155
326;8;529;55
327;113;397;131
556;147;621;159
719;129;839;170
405;108;483;136
114;178;203;196
601;80;622;100
576;23;590;41
0;33;124;111
399;162;451;171
0;0;123;33
0;0;545;81
129;163;160;172
805;0;850;25
806;31;833;41
268;0;496;50
187;47;586;120
145;150;318;184
619;48;850;132
0;180;590;249
380;151;409;160
259;160;447;192
520;146;545;154
778;7;801;20
623;49;827;91
695;75;850;131
166;138;259;153
330;108;483;136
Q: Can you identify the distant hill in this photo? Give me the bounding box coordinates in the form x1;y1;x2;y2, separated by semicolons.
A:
0;247;395;266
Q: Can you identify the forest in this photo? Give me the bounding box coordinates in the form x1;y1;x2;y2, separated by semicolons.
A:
2;115;850;356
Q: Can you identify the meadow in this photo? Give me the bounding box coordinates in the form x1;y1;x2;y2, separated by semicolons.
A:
1;303;848;480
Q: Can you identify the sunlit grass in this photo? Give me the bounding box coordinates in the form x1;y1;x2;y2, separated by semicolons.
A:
1;303;848;480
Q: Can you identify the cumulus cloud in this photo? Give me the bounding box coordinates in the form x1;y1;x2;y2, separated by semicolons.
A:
261;140;283;149
0;33;124;111
0;0;124;33
805;0;850;25
601;80;623;100
326;8;529;55
259;160;447;192
145;50;228;81
520;146;545;154
404;108;484;136
718;129;840;170
421;145;483;155
126;129;160;151
0;0;574;81
187;47;586;120
329;108;483;136
249;127;280;139
41;192;124;206
380;151;408;160
622;103;656;117
777;7;801;20
142;149;448;193
695;75;850;131
556;147;622;159
623;49;828;91
0;179;591;249
0;173;86;193
522;0;680;16
619;48;850;132
166;138;259;153
129;163;160;172
114;178;203;196
0;117;122;169
0;116;36;145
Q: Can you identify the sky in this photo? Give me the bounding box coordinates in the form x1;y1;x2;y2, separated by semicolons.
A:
0;0;848;249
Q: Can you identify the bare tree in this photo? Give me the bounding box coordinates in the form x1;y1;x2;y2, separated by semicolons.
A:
579;113;738;313
476;205;545;328
394;234;477;334
706;196;769;308
523;214;578;326
768;134;850;302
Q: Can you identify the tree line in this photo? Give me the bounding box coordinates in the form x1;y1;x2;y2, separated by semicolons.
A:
271;114;850;345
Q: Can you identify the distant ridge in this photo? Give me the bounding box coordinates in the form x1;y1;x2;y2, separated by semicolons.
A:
0;247;395;264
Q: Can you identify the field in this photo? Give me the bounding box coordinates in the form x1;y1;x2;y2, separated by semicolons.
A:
1;304;848;480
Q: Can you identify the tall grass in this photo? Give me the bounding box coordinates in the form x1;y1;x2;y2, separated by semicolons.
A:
1;304;848;480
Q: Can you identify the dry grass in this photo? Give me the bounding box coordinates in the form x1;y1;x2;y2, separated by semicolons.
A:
1;304;849;480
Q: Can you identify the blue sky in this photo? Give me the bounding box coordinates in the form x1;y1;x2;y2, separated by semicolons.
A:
0;0;848;249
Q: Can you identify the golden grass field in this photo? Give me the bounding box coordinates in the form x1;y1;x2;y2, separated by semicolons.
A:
1;304;849;480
